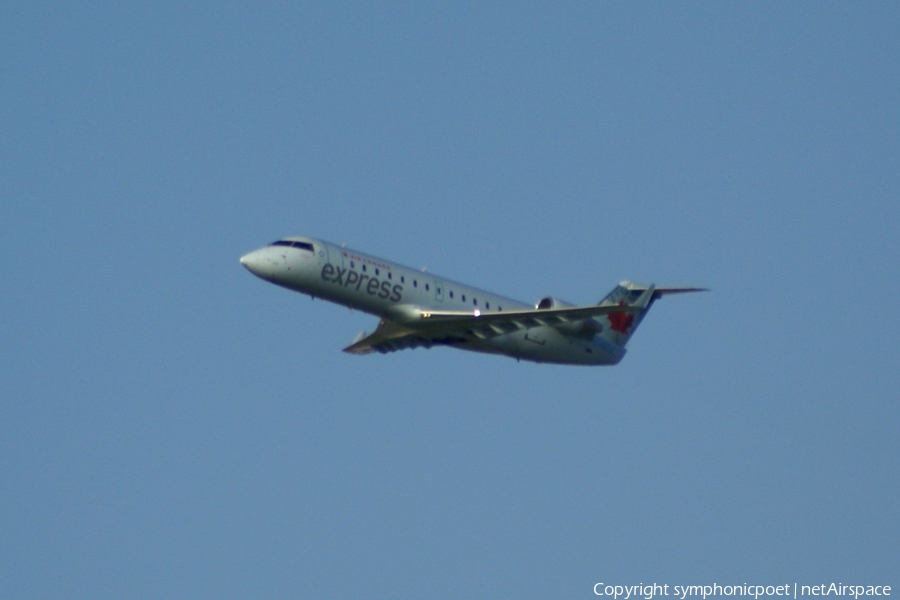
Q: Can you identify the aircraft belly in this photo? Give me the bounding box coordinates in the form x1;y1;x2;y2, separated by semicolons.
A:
467;331;520;357
469;327;625;365
307;279;392;315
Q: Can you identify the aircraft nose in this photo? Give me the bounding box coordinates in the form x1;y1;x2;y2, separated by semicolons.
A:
240;249;270;278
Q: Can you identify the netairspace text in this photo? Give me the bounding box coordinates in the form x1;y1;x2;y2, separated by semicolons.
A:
594;584;892;600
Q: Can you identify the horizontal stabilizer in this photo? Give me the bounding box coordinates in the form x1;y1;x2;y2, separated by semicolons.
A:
651;286;709;297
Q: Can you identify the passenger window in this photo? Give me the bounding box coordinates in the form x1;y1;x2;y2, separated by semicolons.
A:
425;284;430;291
375;269;379;276
486;302;490;309
413;281;417;287
462;295;466;302
473;298;477;306
388;272;392;280
350;261;355;268
401;276;405;283
362;264;367;272
449;291;453;298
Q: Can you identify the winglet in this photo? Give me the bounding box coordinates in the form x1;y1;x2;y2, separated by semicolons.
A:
343;333;377;355
634;284;656;309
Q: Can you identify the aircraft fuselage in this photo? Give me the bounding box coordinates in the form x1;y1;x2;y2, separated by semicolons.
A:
241;236;702;365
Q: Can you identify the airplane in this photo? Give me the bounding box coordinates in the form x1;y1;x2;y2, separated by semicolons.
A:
240;236;706;366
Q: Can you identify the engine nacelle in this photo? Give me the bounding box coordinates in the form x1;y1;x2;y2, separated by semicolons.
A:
535;296;576;310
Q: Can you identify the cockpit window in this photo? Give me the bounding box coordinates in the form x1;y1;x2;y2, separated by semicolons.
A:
270;240;314;252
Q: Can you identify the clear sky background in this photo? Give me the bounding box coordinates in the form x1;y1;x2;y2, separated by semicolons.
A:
2;3;898;598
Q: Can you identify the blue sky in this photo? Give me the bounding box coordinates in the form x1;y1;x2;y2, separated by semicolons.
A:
2;3;898;598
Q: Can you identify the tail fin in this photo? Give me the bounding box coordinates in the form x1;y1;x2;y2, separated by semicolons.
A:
597;281;707;347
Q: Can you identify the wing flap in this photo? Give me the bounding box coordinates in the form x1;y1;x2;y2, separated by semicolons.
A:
418;302;642;328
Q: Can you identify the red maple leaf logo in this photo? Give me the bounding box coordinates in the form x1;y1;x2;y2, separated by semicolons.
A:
608;301;634;334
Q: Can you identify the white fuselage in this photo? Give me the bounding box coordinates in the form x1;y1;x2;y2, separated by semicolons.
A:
240;236;627;365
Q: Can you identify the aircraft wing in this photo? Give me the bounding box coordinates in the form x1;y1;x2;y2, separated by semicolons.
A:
343;286;710;355
343;299;649;355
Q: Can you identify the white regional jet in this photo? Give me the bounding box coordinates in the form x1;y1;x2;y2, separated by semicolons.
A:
240;236;705;366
